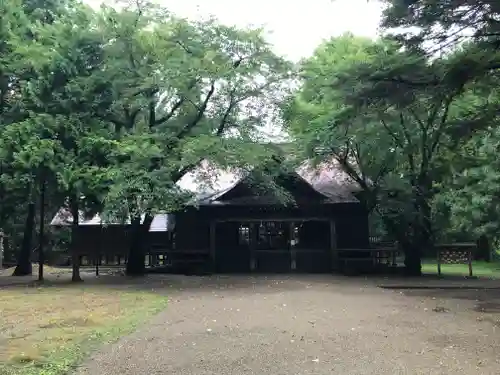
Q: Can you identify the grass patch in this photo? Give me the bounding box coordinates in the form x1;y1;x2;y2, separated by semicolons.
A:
422;260;500;278
0;284;167;375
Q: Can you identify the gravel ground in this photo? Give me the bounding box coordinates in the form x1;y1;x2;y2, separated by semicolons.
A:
74;275;500;375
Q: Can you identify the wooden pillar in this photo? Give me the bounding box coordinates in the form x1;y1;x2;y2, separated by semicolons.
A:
437;249;442;276
330;220;337;271
210;221;216;271
468;249;473;277
290;222;296;271
96;223;103;276
392;241;398;266
0;230;3;269
250;223;257;271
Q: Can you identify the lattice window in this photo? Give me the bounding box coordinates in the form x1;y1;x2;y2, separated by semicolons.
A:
256;222;288;250
238;225;250;245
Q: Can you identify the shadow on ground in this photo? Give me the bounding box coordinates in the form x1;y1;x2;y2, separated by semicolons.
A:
396;288;500;311
1;270;369;294
3;269;500;309
376;282;500;318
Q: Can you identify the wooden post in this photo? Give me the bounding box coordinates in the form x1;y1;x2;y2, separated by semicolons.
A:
392;241;398;266
290;222;296;271
250;222;257;271
437;249;442;276
468;248;473;277
210;221;216;271
0;230;3;270
38;174;46;282
330;220;337;271
96;223;103;277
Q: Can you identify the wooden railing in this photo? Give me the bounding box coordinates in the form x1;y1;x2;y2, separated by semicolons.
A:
337;246;400;267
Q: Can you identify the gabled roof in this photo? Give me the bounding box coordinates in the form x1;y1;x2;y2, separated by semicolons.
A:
178;159;361;205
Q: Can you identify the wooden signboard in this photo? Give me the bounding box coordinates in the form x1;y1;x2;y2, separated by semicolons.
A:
436;243;475;277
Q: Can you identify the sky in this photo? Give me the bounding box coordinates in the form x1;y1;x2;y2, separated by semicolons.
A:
161;0;384;61
89;0;384;61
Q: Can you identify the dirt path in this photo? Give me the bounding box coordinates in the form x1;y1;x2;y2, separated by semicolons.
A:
75;275;500;375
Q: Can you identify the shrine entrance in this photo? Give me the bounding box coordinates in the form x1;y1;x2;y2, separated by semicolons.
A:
215;219;334;273
253;221;292;273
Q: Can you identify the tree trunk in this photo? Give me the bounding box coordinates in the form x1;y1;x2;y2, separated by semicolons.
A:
38;173;46;282
71;251;82;282
406;180;433;276
126;214;153;276
380;209;424;276
403;242;422;276
70;195;82;282
0;230;4;270
12;202;35;276
477;235;491;262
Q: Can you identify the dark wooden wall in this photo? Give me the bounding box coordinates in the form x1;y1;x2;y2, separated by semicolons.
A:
72;226;130;256
66;202;369;272
174;211;210;250
335;212;370;248
173;202;370;250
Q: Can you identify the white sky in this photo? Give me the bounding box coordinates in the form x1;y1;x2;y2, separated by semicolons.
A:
162;0;383;61
88;0;384;61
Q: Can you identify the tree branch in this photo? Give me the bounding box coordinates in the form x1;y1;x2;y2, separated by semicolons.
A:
96;112;127;133
153;98;184;126
153;79;199;126
353;142;364;175
329;146;368;191
175;82;216;140
397;112;414;149
370;76;440;88
215;97;236;136
123;105;141;129
429;95;454;158
380;117;404;149
408;106;427;132
398;113;417;175
176;40;193;55
171;94;236;183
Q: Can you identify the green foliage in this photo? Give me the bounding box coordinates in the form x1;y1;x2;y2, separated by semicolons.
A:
379;0;500;246
284;29;500;272
382;0;500;52
0;0;293;269
284;34;396;192
86;2;293;221
434;126;500;241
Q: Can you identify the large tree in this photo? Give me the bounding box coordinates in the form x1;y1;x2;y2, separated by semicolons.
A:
0;0;77;275
380;0;500;251
86;2;293;275
285;33;496;275
1;0;293;278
